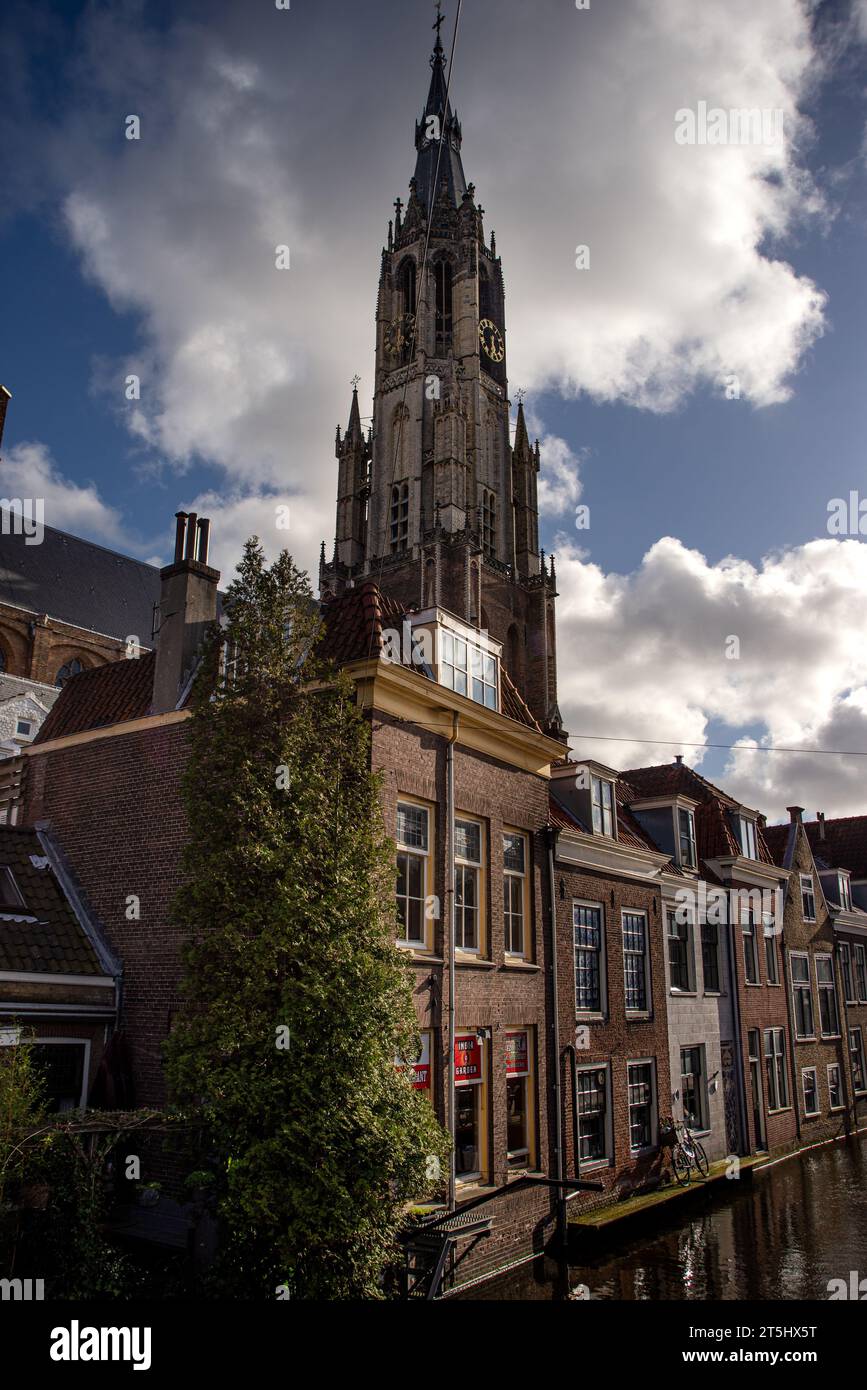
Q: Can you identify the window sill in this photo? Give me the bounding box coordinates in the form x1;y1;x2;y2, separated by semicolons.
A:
820;1034;843;1042
767;1106;793;1116
669;989;697;998
576;1012;606;1024
830;1104;847;1113
626;1011;652;1022
795;1035;817;1043
577;1158;612;1173
396;946;443;964
455;953;495;969
501;959;540;972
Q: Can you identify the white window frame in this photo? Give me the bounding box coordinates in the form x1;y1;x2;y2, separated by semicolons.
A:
800;873;817;922
850;1027;867;1095
855;944;867;1004
677;807;697;868
573;900;606;1017
454;816;484;955
839;874;852;911
679;1044;710;1133
827;1062;844;1112
575;1063;612;1169
764;1027;790;1112
815;954;840;1039
627;1058;658;1154
667;910;694;993
801;1067;820;1118
503;831;528;960
790;952;815;1040
738;815;758;861
840;942;857;1004
763;914;780;985
742;914;760;986
29;1037;91;1112
590;776;615;838
395;801;431;949
622;909;651;1014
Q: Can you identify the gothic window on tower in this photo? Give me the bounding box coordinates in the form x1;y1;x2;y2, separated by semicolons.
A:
390;483;409;553
434;260;453;354
481;489;496;557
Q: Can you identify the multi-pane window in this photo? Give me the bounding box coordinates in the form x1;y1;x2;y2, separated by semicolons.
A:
455;818;483;952
850;1028;867;1094
505;1030;533;1170
790;954;814;1038
738;816;758;860
828;1063;843;1111
815;956;840;1037
764;917;780;985
678;808;697;868
764;1028;789;1111
802;1068;819;1117
839;875;852;910
680;1046;707;1130
742;915;760;985
701;921;721;992
855;945;867;1003
628;1062;656;1152
439;631;497;710
800;874;816;921
668;913;692;992
396;802;429;947
574;903;603;1013
503;832;527;958
481;489;496;558
576;1068;609;1164
623;911;649;1012
390;482;409;553
591;777;615;837
840;943;856;1003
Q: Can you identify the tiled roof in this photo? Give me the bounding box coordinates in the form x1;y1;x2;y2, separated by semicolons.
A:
803;816;867;879
549;778;663;854
319;582;543;733
34;651;156;744
620;761;774;866
0;523;160;643
0;826;104;976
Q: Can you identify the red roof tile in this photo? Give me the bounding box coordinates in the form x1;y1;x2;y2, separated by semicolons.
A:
34;651;156;744
804;816;867;879
621;762;774;865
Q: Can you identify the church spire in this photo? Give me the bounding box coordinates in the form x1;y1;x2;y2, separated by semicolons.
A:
413;5;467;211
346;378;363;445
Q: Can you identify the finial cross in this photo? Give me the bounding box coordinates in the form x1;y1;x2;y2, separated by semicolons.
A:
433;2;445;39
351;374;361;391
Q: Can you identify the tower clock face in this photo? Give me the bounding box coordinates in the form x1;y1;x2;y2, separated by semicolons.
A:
479;318;505;364
385;313;415;359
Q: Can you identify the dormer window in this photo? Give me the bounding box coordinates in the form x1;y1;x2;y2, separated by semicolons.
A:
0;867;25;912
678;807;697;868
735;815;758;860
432;617;499;711
839;874;852;911
591;777;615;837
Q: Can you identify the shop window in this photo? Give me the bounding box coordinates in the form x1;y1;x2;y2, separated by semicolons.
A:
454;1032;487;1183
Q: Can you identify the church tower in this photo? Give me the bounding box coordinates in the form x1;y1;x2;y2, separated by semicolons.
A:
321;12;563;738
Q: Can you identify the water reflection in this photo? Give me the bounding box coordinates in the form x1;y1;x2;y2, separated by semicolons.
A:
462;1137;867;1300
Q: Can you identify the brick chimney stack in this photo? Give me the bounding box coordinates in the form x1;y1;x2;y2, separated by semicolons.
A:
817;811;825;841
0;386;11;451
152;511;220;715
787;805;804;825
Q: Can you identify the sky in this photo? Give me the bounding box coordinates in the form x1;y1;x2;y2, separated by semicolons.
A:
1;0;867;820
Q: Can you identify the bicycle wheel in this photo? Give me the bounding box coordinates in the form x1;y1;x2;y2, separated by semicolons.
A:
693;1140;710;1177
672;1144;691;1186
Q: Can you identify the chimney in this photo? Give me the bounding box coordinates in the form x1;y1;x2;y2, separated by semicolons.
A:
674;754;683;765
787;805;804;825
817;811;825;841
152;511;220;714
0;386;11;451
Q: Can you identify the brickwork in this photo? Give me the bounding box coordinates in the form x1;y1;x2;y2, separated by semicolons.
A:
0;602;130;686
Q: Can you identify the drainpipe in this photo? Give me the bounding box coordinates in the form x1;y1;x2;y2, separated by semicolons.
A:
446;712;460;1212
835;940;855;1135
780;941;803;1144
724;918;750;1153
545;825;565;1244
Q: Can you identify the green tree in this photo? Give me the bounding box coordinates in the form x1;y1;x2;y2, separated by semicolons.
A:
165;540;448;1299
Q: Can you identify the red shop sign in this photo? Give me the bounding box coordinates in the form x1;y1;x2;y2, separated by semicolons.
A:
412;1033;430;1090
454;1034;482;1083
505;1031;528;1077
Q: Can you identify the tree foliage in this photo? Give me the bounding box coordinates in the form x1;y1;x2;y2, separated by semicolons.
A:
165;540;449;1298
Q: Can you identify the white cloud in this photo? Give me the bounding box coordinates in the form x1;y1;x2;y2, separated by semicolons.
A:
0;440;128;546
555;534;867;819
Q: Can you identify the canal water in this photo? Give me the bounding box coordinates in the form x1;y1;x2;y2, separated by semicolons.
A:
463;1136;867;1300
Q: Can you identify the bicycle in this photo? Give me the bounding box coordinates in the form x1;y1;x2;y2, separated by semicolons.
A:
660;1115;710;1186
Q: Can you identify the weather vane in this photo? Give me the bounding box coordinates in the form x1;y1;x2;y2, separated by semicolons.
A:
515;387;526;405
433;1;445;39
351;374;361;390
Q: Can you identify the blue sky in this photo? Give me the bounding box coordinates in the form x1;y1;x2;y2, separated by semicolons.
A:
2;0;867;815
